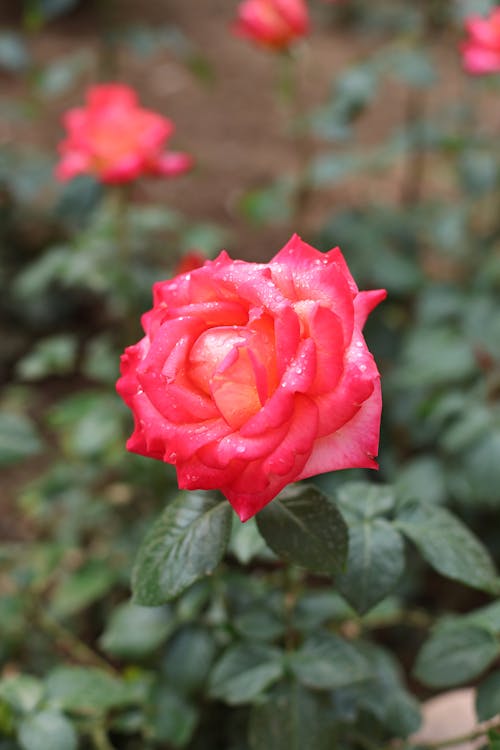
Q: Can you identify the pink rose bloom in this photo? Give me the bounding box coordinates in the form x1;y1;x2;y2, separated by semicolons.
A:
233;0;309;51
117;235;386;522
56;83;192;184
462;8;500;75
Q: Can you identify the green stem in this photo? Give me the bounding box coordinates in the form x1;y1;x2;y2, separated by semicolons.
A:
107;186;141;343
278;48;314;235
361;607;435;631
91;725;117;750
32;606;120;676
400;87;428;207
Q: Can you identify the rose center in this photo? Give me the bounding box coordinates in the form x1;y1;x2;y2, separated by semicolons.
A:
188;324;276;429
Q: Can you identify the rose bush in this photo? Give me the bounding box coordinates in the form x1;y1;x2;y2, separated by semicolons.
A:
56;83;192;184
232;0;309;51
117;235;385;521
461;8;500;75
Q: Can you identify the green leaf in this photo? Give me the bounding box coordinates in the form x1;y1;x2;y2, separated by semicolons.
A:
36;50;91;97
50;560;116;617
234;608;285;643
208;644;284;705
489;729;500;750
0;33;30;72
309;153;364;187
45;667;134;715
161;626;216;695
476;671;500;721
386;48;437;88
460;600;500;633
396;500;498;592
55;175;103;228
346;643;421;737
48;392;125;459
395;456;446;506
36;0;80;21
229;517;269;564
0;676;44;713
414;624;499;688
100;601;174;658
18;711;77;750
0;412;43;467
248;682;332;750
336;482;396;520
256;484;348;574
289;632;371;689
238;179;293;227
16;336;77;380
292;591;353;632
397;328;476;387
132;491;232;605
336;518;405;614
149;684;198;747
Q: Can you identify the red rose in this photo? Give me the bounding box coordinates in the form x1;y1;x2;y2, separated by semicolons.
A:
117;235;386;521
461;8;500;75
233;0;309;51
56;83;192;184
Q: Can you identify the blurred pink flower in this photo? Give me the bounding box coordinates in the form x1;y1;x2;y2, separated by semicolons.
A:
462;8;500;75
56;84;192;184
233;0;309;51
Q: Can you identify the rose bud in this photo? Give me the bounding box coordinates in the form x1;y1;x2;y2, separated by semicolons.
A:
117;235;386;522
461;8;500;75
56;83;192;184
233;0;309;51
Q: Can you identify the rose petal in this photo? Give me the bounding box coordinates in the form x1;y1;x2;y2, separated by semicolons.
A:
354;289;387;329
299;377;382;477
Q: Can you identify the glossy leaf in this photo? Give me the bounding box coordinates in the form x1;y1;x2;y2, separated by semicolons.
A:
344;643;421;737
336;518;405;614
476;671;500;722
100;601;174;658
414;624;499;688
132;491;232;605
289;632;371;689
208;644;284;705
396;501;498;593
256;484;348;574
336;482;396;519
249;682;332;750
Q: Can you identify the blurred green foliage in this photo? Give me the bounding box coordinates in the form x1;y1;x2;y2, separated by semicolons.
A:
2;1;500;748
